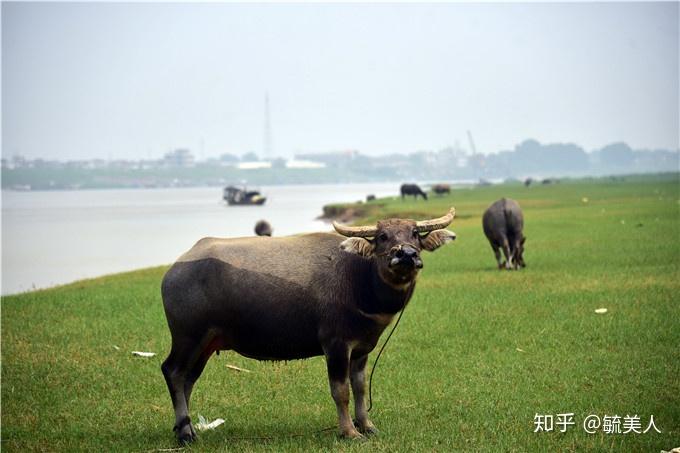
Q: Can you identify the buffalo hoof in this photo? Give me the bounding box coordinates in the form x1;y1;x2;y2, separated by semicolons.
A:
340;428;365;440
176;423;196;444
359;425;378;436
354;419;378;436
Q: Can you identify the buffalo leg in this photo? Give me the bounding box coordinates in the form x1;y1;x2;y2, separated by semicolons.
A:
184;351;211;413
491;244;503;269
350;355;376;435
325;343;362;439
511;239;521;269
501;238;513;270
161;338;202;443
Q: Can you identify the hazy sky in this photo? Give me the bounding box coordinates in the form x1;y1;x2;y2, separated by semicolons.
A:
2;2;678;161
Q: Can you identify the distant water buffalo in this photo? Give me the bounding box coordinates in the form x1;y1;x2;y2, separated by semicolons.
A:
524;178;533;187
482;198;526;270
400;183;428;201
254;220;272;236
160;209;456;442
366;194;376;202
432;184;451;195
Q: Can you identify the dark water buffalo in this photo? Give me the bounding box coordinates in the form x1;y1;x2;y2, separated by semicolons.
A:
400;183;428;201
254;219;272;236
161;209;456;443
432;184;451;195
482;198;525;270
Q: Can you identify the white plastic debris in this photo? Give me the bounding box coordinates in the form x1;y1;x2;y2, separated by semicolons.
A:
226;364;251;373
131;351;156;357
112;345;121;351
195;414;225;431
594;308;608;314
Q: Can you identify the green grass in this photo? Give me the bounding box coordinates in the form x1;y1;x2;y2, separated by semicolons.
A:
2;174;679;452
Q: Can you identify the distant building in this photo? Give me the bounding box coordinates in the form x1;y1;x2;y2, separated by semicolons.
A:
163;149;195;167
285;159;326;169
237;161;272;170
295;150;359;167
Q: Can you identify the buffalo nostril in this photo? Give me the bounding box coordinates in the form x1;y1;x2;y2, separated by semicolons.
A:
395;249;404;258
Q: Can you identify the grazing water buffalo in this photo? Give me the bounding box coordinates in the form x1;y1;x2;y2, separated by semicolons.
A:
482;198;525;270
432;184;451;195
254;219;272;236
161;209;456;443
400;183;428;201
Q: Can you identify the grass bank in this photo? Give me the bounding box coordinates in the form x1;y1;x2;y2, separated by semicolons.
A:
2;174;679;452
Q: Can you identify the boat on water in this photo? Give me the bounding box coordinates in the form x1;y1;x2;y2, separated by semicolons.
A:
223;185;267;206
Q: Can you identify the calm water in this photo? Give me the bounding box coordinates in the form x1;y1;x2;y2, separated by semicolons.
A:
1;183;399;295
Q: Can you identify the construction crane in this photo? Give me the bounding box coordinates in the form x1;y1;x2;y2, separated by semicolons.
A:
466;130;478;155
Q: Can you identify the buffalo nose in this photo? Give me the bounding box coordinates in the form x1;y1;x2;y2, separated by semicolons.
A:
402;246;418;258
390;245;422;268
402;246;423;268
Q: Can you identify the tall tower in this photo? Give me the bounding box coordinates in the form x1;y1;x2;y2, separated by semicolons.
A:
263;92;272;159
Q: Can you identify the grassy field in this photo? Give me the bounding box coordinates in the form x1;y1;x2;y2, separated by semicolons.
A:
2;174;679;452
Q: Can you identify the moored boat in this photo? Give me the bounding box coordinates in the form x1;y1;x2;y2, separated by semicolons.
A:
223;185;267;206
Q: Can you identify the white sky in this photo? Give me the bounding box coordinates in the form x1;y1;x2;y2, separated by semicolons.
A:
2;2;678;160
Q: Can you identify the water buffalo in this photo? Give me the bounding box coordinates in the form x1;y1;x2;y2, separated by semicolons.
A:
161;209;456;443
432;184;451;195
482;198;525;270
400;183;428;201
254;219;272;236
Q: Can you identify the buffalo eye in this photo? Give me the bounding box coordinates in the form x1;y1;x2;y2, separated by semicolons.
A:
412;228;418;238
378;232;388;242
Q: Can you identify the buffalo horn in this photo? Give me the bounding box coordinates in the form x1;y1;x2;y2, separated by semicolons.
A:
332;221;378;238
415;207;456;232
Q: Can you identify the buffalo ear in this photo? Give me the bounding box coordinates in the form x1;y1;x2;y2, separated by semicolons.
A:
339;237;375;257
420;229;456;252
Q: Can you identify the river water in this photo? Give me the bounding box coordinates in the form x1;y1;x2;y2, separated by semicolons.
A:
1;183;399;295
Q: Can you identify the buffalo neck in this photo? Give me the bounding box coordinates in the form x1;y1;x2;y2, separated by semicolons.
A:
363;259;415;314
